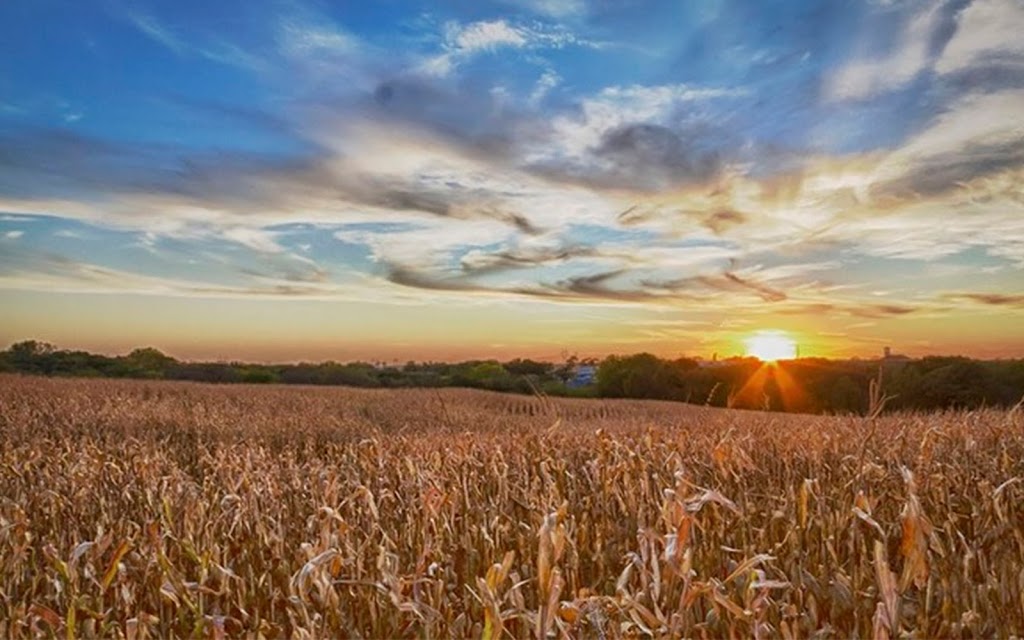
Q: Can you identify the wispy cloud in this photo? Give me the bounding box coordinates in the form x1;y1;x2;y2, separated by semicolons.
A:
943;292;1024;307
420;18;600;76
528;70;562;106
122;9;266;70
222;228;284;254
504;0;587;19
126;11;188;54
826;2;942;101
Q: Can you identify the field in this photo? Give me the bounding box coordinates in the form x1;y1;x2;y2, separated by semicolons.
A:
2;375;1023;638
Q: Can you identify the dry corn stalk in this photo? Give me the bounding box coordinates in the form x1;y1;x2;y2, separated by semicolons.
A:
1;375;1022;638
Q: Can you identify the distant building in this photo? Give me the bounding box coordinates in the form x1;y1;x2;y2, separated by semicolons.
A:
882;346;911;363
567;364;596;388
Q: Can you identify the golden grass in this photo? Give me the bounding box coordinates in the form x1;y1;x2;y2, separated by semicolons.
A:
1;374;1022;637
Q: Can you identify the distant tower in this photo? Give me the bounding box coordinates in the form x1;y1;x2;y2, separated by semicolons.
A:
884;346;892;359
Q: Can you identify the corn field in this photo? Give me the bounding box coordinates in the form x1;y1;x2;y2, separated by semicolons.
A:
2;375;1023;638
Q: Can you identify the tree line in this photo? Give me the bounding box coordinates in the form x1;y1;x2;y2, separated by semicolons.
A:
2;340;1022;415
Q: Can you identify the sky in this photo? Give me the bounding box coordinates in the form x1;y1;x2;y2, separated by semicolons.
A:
1;0;1023;362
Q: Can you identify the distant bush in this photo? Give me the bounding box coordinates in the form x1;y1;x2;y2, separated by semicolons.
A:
2;340;1021;414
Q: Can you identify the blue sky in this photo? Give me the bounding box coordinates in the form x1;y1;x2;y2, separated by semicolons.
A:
1;0;1023;360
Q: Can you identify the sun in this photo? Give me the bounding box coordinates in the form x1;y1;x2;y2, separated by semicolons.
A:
744;330;797;362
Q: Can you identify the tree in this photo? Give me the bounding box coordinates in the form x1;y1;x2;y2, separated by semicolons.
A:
828;376;863;414
597;353;683;400
460;362;513;391
504;358;553;377
915;360;994;409
5;340;57;373
122;347;176;378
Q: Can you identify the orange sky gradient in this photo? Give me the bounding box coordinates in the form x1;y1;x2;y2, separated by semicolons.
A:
4;290;1021;363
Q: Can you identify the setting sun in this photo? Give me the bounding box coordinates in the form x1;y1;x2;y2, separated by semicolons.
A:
744;330;798;362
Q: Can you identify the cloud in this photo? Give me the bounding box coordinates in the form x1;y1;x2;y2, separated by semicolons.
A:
877;89;1024;173
827;0;1024;102
535;270;657;301
645;268;789;303
122;10;266;71
5;79;1021;308
774;301;926;319
701;209;748;235
826;2;943;101
2;8;1021;328
505;0;587;18
279;21;359;57
451;20;528;52
385;265;481;292
222;228;284;253
420;20;531;76
459;244;599;274
126;11;188;54
529;70;562;106
525;83;744;191
859;303;919;317
592;123;723;190
935;0;1024;75
420;19;599;76
0;244;405;303
383;264;663;306
944;292;1024;307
